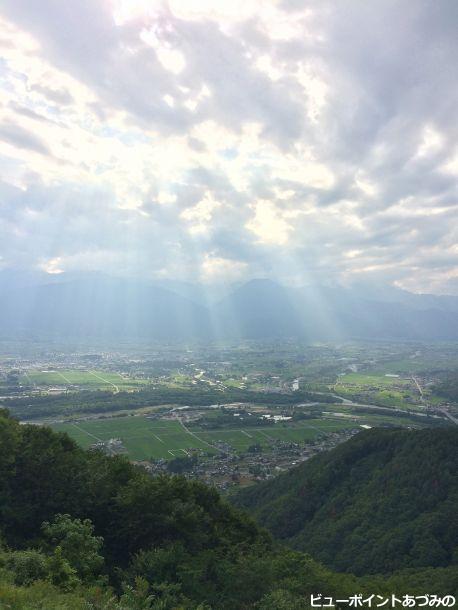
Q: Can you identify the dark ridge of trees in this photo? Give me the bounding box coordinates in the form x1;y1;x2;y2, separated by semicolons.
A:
232;427;458;576
4;386;339;420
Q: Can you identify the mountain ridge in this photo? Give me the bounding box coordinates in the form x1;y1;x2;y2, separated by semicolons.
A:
1;272;458;341
231;426;458;575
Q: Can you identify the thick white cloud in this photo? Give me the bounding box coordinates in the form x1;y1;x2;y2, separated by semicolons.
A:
0;0;457;293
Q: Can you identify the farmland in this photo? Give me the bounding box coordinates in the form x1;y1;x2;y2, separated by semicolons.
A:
3;339;456;430
51;414;359;460
3;338;455;489
20;369;148;391
52;417;214;460
51;407;437;462
334;371;423;409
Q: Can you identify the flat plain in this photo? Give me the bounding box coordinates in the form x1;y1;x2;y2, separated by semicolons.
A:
21;369;147;391
51;409;429;461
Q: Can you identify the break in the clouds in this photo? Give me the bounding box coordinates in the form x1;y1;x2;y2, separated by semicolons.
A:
0;0;457;293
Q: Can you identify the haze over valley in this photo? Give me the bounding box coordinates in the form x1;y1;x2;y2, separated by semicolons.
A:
2;271;458;342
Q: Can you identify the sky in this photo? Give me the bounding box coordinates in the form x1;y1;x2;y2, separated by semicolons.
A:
0;0;457;294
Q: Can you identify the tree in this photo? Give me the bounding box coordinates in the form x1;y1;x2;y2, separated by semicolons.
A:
46;546;80;590
166;455;197;474
257;589;310;609
3;549;49;586
42;514;105;584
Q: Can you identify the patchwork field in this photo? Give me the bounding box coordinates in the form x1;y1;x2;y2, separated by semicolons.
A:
52;415;359;460
334;372;423;409
190;416;385;453
21;369;147;391
196;426;320;452
52;417;218;460
50;409;430;461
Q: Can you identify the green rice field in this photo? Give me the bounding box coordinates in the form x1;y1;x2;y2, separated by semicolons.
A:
336;373;411;387
51;416;357;460
50;410;428;461
52;417;219;460
334;372;423;409
21;369;147;391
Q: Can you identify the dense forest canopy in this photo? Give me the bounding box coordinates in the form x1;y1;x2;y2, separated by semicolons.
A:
232;427;458;576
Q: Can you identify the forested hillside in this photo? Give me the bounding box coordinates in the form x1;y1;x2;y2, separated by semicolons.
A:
232;427;458;576
0;411;456;609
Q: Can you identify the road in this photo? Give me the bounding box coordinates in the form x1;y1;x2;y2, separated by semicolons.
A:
72;423;103;442
175;414;228;455
89;370;119;393
438;408;458;425
411;376;424;402
317;391;441;419
57;371;73;385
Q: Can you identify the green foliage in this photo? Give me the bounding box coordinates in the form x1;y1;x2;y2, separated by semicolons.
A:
1;550;49;586
119;577;156;610
0;412;20;518
0;412;259;569
0;576;165;610
361;566;458;597
0;579;91;610
46;546;80;590
4;385;338;420
167;456;197;474
195;411;274;430
233;427;458;575
255;589;309;609
42;514;105;584
2;422;89;546
125;544;356;610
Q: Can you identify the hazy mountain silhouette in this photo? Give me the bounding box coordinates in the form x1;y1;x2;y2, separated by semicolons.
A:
0;274;211;341
1;271;458;341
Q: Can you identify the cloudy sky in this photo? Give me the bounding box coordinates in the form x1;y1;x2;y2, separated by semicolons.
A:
0;0;457;294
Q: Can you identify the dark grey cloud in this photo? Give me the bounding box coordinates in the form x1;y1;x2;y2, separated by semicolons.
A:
315;0;457;160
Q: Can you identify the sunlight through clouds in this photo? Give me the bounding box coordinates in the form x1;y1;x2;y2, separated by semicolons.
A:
201;253;248;282
246;201;293;246
180;192;221;235
0;0;456;293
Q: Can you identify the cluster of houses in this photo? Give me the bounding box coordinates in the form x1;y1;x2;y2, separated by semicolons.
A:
89;437;126;455
141;428;360;490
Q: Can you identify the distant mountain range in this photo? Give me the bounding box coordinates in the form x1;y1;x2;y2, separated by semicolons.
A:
1;271;458;342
